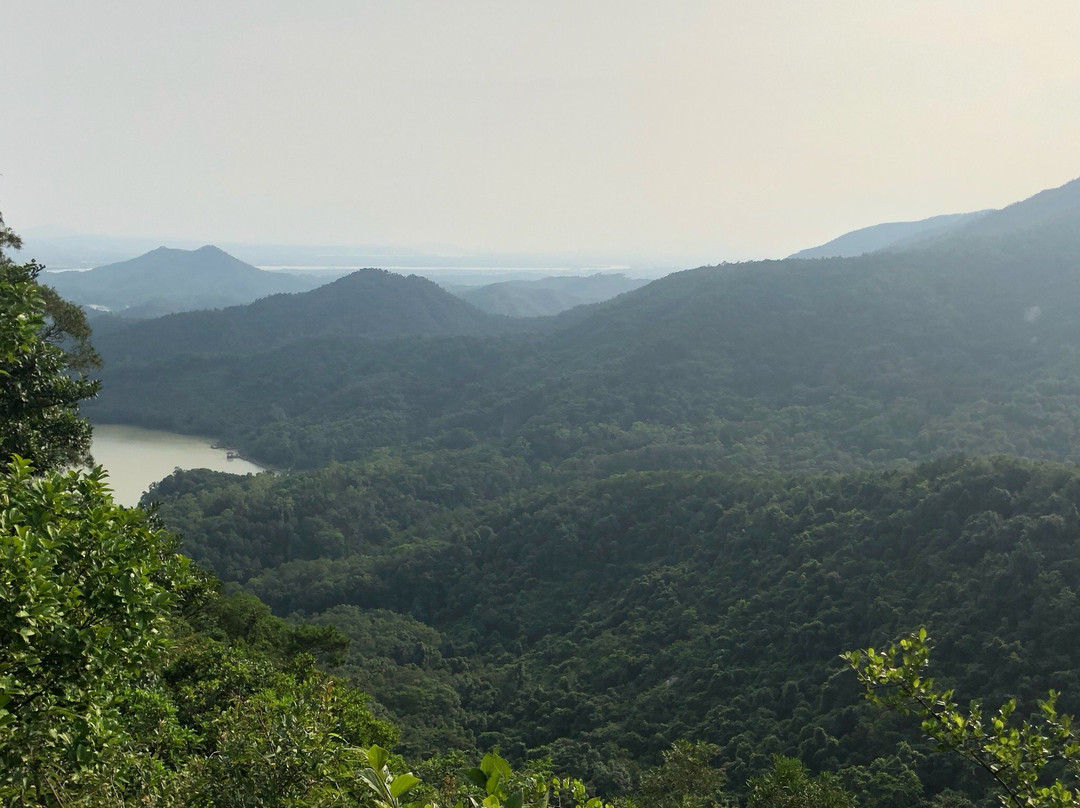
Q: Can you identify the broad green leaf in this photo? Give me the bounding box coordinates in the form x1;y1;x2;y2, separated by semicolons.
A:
464;767;489;789
367;744;390;772
391;773;421;798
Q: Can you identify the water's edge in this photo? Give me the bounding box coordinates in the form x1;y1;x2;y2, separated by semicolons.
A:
91;423;265;507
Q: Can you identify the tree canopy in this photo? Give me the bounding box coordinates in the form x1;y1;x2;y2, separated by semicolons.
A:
0;213;99;470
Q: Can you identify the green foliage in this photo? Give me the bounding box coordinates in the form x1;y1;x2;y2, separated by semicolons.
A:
845;629;1080;808
145;445;531;582
0;457;194;805
358;744;421;808
746;756;854;808
0;214;99;470
636;740;726;808
192;590;350;666
26;186;1080;805
184;653;396;807
0;482;400;807
836;744;926;808
359;746;612;808
37;284;101;374
149;453;1080;803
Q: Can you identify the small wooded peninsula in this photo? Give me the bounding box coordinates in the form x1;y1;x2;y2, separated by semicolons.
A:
9;178;1080;806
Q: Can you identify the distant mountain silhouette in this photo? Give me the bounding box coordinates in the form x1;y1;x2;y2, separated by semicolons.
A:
453;273;649;317
44;245;325;317
790;211;988;259
792;176;1080;261
92;268;524;366
923;176;1080;247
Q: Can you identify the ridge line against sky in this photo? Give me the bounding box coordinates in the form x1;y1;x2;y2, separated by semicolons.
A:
3;1;1079;262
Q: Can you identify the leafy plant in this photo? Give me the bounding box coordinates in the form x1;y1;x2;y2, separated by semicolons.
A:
845;629;1080;808
0;458;194;804
358;747;611;808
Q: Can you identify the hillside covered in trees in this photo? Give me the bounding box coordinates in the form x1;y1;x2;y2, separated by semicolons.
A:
90;267;525;367
0;213;639;807
90;177;1080;472
149;451;1080;802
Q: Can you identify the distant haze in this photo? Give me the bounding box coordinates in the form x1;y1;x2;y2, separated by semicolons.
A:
3;2;1080;261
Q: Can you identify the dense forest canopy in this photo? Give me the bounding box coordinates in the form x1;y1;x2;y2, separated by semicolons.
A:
150;454;1080;801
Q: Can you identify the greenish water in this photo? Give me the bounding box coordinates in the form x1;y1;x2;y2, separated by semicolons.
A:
90;424;265;507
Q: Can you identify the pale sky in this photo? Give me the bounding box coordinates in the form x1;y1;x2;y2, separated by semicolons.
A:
3;1;1080;262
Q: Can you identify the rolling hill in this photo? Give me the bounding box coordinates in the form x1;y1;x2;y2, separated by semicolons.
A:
453;273;650;317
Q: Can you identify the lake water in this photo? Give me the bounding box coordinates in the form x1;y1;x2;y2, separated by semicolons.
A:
90;424;265;507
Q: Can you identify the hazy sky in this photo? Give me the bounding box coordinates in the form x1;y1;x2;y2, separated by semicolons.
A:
4;1;1080;262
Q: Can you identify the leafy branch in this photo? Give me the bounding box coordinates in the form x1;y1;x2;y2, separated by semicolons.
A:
844;628;1080;808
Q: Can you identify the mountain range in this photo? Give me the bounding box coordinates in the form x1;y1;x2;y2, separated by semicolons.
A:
792;176;1080;260
89;176;1080;471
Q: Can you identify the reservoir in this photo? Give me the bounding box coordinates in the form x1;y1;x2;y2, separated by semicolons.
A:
90;423;265;507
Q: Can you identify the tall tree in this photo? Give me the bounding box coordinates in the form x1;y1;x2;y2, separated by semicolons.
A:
0;213;100;470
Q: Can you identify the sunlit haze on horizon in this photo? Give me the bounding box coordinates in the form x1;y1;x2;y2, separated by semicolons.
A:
4;1;1080;263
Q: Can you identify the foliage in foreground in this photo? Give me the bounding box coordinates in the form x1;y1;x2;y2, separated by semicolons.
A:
360;746;613;808
747;756;854;808
0;456;405;806
0;214;99;471
0;458;193;804
846;629;1080;808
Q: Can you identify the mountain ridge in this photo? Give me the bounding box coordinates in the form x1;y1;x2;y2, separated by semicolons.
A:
789;210;989;259
91;267;530;367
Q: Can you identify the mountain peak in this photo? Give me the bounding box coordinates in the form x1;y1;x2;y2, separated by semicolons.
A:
44;244;323;316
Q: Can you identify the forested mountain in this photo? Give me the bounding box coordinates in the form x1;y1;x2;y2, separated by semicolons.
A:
43;245;325;317
453;274;650;317
789;210;987;259
90;175;1080;471
91;268;525;367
